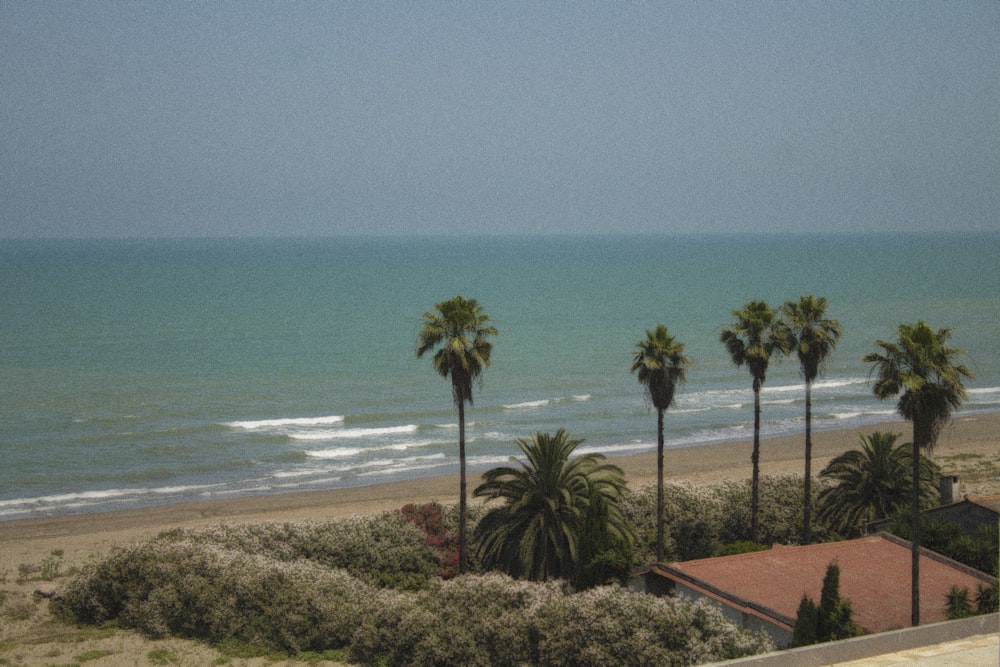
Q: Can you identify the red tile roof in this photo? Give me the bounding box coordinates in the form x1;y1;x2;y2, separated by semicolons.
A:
650;533;994;634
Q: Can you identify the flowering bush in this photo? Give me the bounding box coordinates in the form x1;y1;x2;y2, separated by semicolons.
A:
57;514;773;664
350;573;772;666
350;573;553;666
160;513;439;589
399;503;461;578
55;539;371;653
622;475;825;562
533;584;772;666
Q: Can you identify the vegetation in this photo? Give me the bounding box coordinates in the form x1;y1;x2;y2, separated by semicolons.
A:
417;294;497;573
55;517;772;665
887;514;998;579
790;561;861;647
864;321;974;625
817;431;940;536
473;430;634;588
621;475;823;563
720;300;790;541
631;323;690;562
399;502;462;578
781;295;841;544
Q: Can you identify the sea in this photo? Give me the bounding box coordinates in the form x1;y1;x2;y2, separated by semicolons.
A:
2;234;998;521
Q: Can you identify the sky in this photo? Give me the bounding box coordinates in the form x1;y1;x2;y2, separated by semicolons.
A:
2;2;998;239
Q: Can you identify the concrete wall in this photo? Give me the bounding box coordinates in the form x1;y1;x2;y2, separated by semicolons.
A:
701;613;998;667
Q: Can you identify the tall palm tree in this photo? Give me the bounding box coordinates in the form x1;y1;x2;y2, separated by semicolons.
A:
417;295;497;573
782;295;842;544
630;324;690;562
473;429;633;585
720;300;789;542
864;321;973;626
816;431;940;535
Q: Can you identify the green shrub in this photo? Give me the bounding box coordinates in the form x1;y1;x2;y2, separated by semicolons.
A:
56;539;374;654
888;515;998;575
350;574;548;666
713;541;769;557
56;515;774;665
163;513;438;589
350;573;772;666
622;475;825;563
534;585;773;666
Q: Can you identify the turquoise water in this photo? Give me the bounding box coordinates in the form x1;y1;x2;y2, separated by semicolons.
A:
1;234;998;519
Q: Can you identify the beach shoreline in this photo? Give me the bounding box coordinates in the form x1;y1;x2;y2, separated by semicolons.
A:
3;413;998;570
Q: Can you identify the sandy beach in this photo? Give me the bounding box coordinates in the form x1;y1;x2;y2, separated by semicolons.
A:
3;413;998;570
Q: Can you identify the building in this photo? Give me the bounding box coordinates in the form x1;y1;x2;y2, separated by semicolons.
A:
635;532;995;648
869;493;1000;535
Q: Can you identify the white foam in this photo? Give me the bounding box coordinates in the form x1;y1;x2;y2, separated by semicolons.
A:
572;394;592;401
503;399;550;409
227;415;345;429
289;424;419;440
304;447;363;459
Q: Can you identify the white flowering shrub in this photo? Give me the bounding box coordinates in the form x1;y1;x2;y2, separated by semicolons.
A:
622;475;825;562
56;539;371;653
57;515;773;664
162;513;439;589
350;573;554;666
350;573;772;666
534;586;772;666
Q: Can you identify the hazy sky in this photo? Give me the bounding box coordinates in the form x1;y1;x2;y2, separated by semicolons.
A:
2;2;998;238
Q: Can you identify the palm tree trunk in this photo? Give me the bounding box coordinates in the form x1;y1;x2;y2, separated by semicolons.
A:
911;436;920;626
803;380;812;544
656;407;665;562
751;380;761;543
458;399;467;574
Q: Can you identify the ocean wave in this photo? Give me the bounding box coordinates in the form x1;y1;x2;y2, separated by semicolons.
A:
762;398;797;406
672;407;711;414
304;447;363;459
0;483;225;518
289;424;419;440
967;387;1000;405
227;415;345;429
503;399;550;409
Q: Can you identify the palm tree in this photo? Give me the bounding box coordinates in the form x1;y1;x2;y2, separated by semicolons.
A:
720;300;789;542
782;295;842;544
630;324;690;562
473;429;633;585
417;295;497;573
817;431;940;535
864;321;973;626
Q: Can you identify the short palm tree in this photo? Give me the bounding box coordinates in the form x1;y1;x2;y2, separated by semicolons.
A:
864;321;973;626
782;295;842;544
473;429;633;585
631;324;690;562
417;295;497;573
720;300;789;542
817;431;939;535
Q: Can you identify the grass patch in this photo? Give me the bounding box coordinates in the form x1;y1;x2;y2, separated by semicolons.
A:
16;550;65;583
51;626;118;644
147;647;182;664
76;649;114;662
1;598;36;622
215;637;287;660
299;648;349;662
